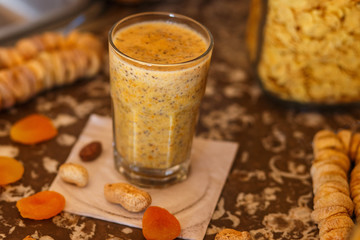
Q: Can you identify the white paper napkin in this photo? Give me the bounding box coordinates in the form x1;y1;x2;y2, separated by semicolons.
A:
50;114;238;240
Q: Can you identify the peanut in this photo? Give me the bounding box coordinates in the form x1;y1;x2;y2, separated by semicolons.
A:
215;229;253;240
104;183;151;212
59;162;88;187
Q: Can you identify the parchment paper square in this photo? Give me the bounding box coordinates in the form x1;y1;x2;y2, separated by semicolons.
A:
50;114;238;240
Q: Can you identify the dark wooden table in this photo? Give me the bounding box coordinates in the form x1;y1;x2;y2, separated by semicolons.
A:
1;0;360;239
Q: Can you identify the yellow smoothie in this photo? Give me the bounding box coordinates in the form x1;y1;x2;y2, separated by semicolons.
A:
110;21;212;171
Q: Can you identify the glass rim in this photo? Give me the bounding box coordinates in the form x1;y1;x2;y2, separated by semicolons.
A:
108;11;214;67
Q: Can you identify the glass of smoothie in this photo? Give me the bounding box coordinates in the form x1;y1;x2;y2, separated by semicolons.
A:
109;12;213;187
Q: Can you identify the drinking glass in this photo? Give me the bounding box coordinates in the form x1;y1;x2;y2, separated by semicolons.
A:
109;12;213;187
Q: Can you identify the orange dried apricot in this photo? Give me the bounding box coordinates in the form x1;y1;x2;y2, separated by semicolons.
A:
10;114;57;145
23;236;36;240
16;191;65;220
142;206;181;240
0;156;24;185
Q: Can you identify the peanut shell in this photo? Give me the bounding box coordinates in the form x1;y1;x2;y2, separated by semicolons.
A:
104;183;151;212
59;162;88;187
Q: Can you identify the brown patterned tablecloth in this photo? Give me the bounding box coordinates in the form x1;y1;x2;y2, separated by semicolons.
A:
1;0;360;239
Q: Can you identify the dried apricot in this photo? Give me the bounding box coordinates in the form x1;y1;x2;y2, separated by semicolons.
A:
142;206;181;240
23;236;36;240
16;191;65;220
0;156;24;185
10;114;57;145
